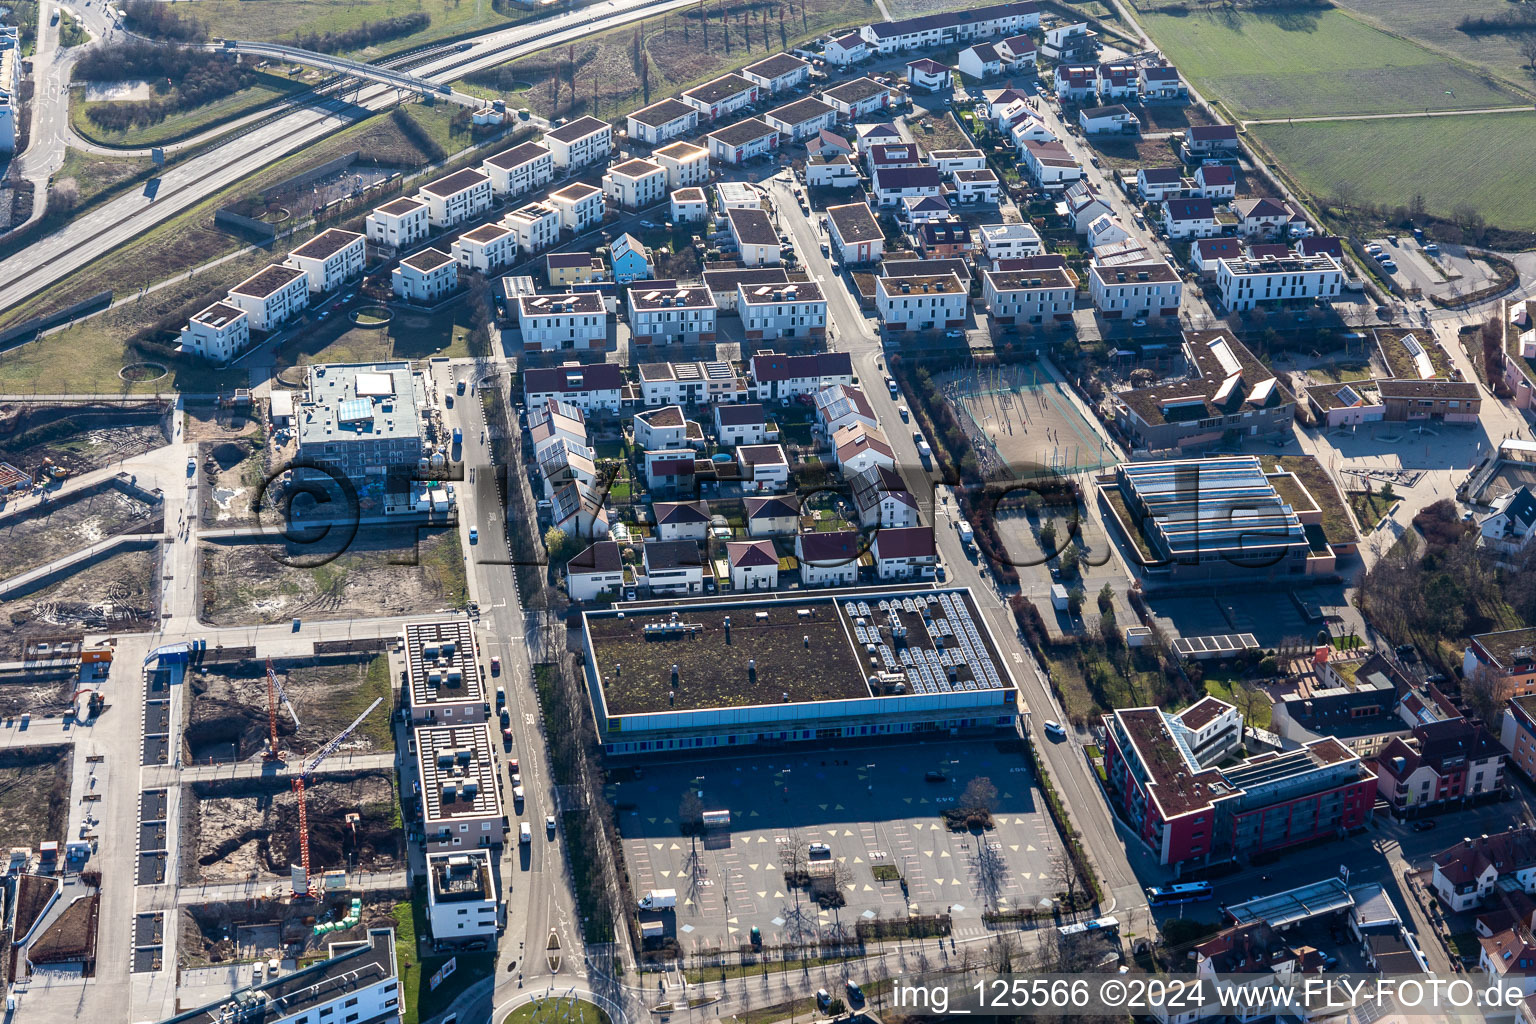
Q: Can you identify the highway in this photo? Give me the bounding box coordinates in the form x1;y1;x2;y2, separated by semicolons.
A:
0;0;700;314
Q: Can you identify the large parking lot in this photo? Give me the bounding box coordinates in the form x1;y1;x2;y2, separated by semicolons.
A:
611;738;1063;952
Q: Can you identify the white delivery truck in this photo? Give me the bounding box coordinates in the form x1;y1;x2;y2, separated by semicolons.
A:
956;520;975;545
638;888;677;911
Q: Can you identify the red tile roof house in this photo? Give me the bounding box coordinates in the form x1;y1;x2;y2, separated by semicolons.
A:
727;539;780;591
1190;237;1244;276
1374;718;1507;816
1431;825;1536;912
871;526;937;579
795;530;863;587
566;540;624;602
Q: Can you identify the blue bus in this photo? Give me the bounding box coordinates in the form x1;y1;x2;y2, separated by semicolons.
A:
1146;881;1214;906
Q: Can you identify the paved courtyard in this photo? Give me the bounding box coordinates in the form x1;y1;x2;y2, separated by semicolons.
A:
611;738;1064;952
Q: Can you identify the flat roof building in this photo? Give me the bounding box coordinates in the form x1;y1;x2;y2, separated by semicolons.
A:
581;589;1019;754
294;361;429;483
403;620;486;725
415;722;507;851
425;849;499;948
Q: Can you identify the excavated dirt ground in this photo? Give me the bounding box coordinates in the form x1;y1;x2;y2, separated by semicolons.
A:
0;402;168;478
0;745;73;849
185;770;402;885
199;528;467;626
0;485;157;577
202;437;275;527
0;676;77;718
0;547;160;645
183;654;394;764
184;402;260;445
178;894;401;966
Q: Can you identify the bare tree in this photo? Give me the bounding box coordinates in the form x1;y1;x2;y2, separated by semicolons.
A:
1520;33;1536;71
679;789;705;837
1462;663;1503;726
1050;846;1082;912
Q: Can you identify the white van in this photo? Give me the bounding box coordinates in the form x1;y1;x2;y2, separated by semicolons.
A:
519;822;532;844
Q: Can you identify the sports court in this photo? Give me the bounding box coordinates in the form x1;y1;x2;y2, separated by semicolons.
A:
939;362;1113;476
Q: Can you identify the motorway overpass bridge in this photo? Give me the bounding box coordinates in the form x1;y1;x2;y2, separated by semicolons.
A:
215;39;484;107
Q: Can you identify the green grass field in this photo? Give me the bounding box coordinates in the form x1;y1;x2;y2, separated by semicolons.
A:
1138;7;1526;119
503;1001;611;1024
1330;0;1536;93
70;76;308;149
1251;112;1536;231
185;0;526;58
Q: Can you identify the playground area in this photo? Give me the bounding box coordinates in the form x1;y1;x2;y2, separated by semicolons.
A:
938;363;1113;476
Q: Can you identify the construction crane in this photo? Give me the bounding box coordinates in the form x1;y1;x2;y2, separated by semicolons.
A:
264;657;292;761
291;696;384;898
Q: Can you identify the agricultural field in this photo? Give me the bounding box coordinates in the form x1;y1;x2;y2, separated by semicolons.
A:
1330;0;1536;91
1136;6;1526;119
1250;113;1536;232
460;0;878;121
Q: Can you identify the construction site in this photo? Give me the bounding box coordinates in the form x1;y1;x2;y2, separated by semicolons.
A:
182;769;403;886
0;546;161;646
0;744;74;849
199;527;468;626
177;893;401;968
0;400;169;479
182;653;394;764
0;478;160;578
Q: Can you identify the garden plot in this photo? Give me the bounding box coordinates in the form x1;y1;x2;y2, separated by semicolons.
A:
184;770;402;885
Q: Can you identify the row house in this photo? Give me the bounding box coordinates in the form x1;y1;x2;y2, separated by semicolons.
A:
1095;61;1138;101
627;281;718;346
546;115;612;171
365;196;429;251
738;280;827;341
703;266;790;311
451;222;517;274
637;359;744;406
980;222;1043;263
1162;196;1218;240
850;464;919;529
682;74;760;120
725;206;781;266
603;158;668;210
1137;166;1184;203
654;140;711;189
418;168;492;230
859;1;1040;54
742;52;811;94
814;383;878;438
749;350;855;400
997;34;1036;70
1375;719;1506;816
745;494;799;536
1078;103;1138;135
833;422;896;478
483;141;554;198
1020;139;1081;188
714;403;769;447
866;141;924;176
522;361;623;413
627;98;699;146
957;42;1003;81
642;539;704;595
1053;63;1097;101
516;292;608;351
930;148;985;176
872;165;942;207
286;228;364;294
706;117;780;165
1431;826;1536;912
765;97;837;141
392;248;458;304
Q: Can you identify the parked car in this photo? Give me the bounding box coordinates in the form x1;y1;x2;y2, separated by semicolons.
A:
1413;819;1437;832
924;769;947;782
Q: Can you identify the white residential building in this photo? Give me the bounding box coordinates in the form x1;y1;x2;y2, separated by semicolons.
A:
905;58;952;92
823;76;890;118
451;222;517;274
1088;258;1184;320
738;280;827;341
548;181;605;234
1020;139;1081;188
602;158;668;210
949;169;998;203
980;222;1044;263
737;444;790;491
807;154;860;190
366;196;430;251
872;526;937;579
627;281;718;346
749;350;854;400
179;302;251;363
682;74;760;120
715;403;769;447
851;464;920;528
654;141;711;189
392;248;459;304
1215;252;1343;312
860;2;1040;54
545;115;612;170
957;43;1003;81
872;165;942;207
706;117;780;165
516;292;608;351
567;541;623;602
743;52;811;94
426;849;499;946
418;168;493;230
287;228;365;293
523;362;623;412
930;148;986;176
823;32;870;67
1078;103;1138;135
503;201;562;254
997;34;1037;71
875;272;967;332
765;97;837;141
796;531;860;587
483;141;554;198
825;202;884;265
627;98;699;146
671;187;709;223
1139;62;1186;101
226;264;309;332
726;206;782;267
637;360;744;406
983;263;1077;326
1162;196;1218;240
727;540;779;591
1041;22;1095;60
